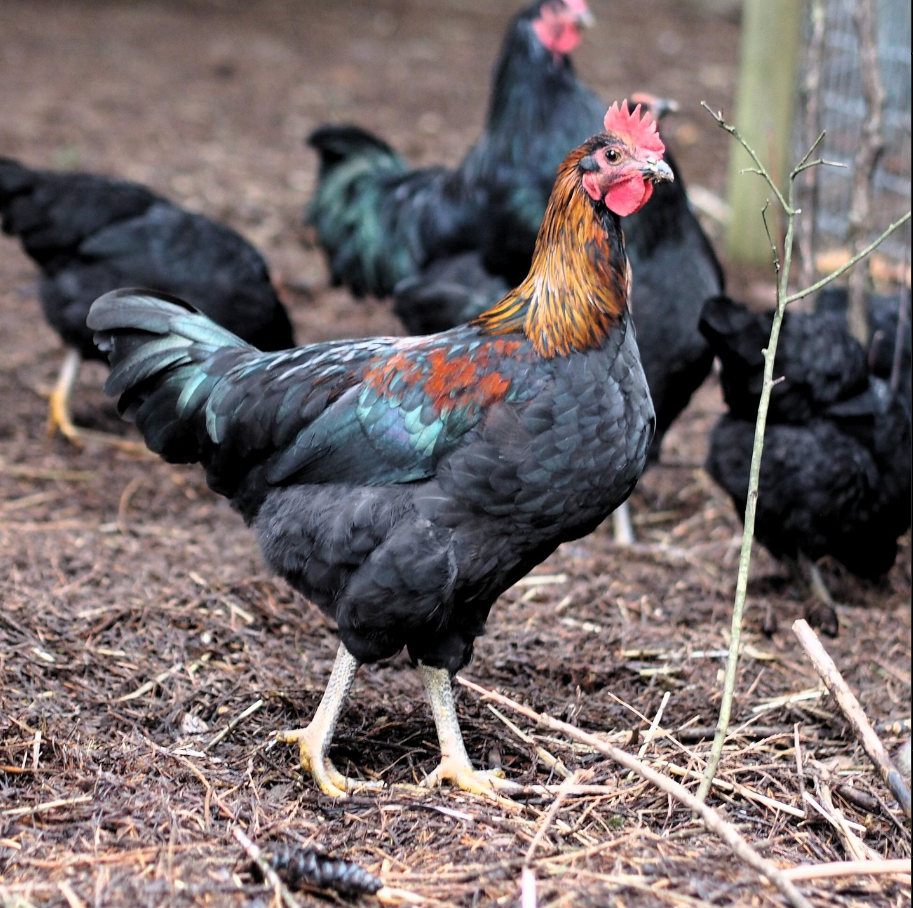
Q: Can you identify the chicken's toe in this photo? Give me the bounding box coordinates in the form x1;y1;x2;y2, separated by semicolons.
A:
277;726;382;797
421;756;521;800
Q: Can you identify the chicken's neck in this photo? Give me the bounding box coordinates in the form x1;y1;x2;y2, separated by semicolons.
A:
474;159;630;358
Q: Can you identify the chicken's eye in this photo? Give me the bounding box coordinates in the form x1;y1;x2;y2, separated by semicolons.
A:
605;148;621;164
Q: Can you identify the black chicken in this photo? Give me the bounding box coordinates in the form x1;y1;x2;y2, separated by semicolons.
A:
89;102;669;797
700;295;912;633
305;0;597;300
699;295;871;423
0;158;295;445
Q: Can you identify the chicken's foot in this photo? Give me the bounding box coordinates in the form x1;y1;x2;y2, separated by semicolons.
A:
419;663;521;800
277;643;383;797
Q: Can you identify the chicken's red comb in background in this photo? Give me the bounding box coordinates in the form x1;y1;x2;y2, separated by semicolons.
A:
603;101;665;157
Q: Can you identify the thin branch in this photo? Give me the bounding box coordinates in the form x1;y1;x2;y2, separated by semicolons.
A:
457;676;815;908
783;212;912;305
782;859;912;883
792;619;912;818
702;102;793;214
695;103;909;807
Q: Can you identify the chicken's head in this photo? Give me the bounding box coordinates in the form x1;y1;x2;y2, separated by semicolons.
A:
532;0;594;58
579;101;673;217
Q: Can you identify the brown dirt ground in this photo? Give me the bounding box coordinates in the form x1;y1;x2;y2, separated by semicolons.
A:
0;1;909;906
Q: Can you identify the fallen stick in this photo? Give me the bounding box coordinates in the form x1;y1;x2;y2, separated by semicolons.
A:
457;676;814;908
782;858;911;883
792;619;912;819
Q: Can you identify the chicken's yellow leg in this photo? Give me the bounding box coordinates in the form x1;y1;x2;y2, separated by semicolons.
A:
419;663;521;799
46;349;84;446
277;642;383;797
44;348;151;453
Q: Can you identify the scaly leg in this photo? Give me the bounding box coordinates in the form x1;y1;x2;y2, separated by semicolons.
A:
277;643;384;797
795;553;840;637
46;349;83;446
612;500;635;546
419;663;521;799
44;348;151;454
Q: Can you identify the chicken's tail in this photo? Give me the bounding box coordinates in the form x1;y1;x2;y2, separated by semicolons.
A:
87;288;252;466
304;124;417;298
307;124;400;173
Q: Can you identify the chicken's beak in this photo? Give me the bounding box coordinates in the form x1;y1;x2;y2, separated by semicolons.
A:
640;158;674;183
577;8;596;28
630;92;680;121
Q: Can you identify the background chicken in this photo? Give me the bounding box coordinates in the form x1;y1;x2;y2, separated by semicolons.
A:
700;294;912;634
88;102;669;798
305;0;597;301
0;158;295;445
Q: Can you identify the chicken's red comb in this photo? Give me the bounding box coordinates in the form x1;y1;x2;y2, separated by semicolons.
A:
603;101;665;157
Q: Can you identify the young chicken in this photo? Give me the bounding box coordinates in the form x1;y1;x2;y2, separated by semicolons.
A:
89;102;670;798
0;159;295;446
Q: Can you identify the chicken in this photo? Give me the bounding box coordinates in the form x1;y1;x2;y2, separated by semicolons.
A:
88;102;670;798
305;0;597;301
700;295;912;634
0;158;295;446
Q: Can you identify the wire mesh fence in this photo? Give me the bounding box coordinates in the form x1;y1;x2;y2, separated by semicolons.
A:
793;0;911;277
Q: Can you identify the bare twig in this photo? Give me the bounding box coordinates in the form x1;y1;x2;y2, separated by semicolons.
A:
792;619;912;818
457;676;815;908
2;795;92;818
782;858;912;882
784;212;912;306
203;697;265;752
524;770;588;864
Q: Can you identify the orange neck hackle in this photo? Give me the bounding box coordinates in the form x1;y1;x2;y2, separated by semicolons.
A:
473;145;630;358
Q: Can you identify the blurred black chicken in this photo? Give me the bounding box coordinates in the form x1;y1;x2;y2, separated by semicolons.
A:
305;0;598;300
699;295;912;633
89;102;669;797
0;158;295;445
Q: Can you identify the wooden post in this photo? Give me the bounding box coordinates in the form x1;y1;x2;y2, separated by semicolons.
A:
725;0;806;266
